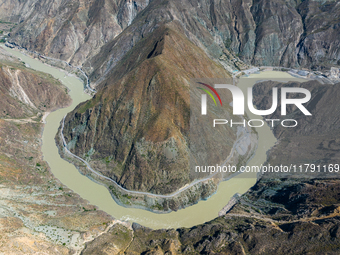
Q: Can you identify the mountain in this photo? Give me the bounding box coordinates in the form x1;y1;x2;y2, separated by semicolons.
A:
1;0;340;253
4;0;339;207
252;79;340;177
3;0;340;81
60;22;256;210
0;0;149;66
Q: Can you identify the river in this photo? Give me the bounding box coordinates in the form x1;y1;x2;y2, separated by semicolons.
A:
1;44;305;229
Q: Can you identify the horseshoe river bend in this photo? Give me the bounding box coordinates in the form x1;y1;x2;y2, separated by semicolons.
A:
1;44;305;229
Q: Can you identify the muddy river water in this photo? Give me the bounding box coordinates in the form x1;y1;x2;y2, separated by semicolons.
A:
2;45;304;229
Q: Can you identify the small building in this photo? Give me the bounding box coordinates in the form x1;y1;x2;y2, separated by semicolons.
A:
330;67;340;78
297;70;309;76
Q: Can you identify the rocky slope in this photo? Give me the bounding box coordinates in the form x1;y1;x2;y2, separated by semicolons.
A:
0;47;70;119
0;1;339;253
60;22;256;202
0;0;149;66
0;51;115;254
296;0;340;69
2;0;339;201
251;79;340;177
79;178;340;254
2;0;339;82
